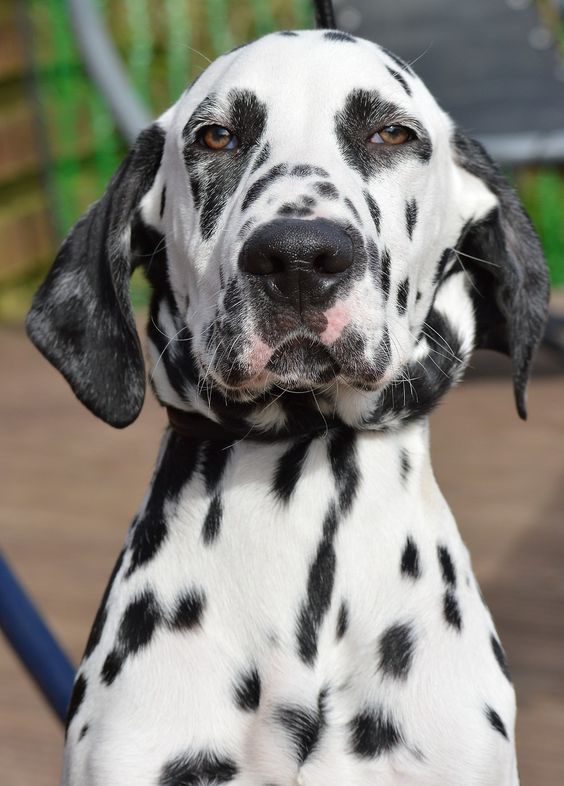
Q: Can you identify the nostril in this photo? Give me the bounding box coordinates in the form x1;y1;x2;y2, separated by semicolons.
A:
314;249;352;275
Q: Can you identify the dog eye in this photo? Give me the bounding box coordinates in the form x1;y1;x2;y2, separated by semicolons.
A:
198;125;239;151
369;125;415;145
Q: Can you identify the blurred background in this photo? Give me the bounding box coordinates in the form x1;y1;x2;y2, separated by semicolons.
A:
1;1;563;784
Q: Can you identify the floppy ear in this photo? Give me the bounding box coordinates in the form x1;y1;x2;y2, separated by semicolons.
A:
26;123;167;428
452;131;550;419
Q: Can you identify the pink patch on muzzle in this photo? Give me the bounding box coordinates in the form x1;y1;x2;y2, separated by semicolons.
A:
248;338;273;372
320;303;350;345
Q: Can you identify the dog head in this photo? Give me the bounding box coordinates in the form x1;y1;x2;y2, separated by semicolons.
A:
27;31;549;432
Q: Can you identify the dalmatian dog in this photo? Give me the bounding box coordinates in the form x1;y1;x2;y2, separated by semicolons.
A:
28;27;549;786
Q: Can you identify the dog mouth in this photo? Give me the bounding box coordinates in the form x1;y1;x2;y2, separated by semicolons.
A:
265;335;340;384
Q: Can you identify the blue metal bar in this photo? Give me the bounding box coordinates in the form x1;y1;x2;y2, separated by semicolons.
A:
0;552;75;724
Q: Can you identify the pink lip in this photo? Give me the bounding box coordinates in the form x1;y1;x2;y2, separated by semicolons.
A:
248;338;274;372
320;303;349;345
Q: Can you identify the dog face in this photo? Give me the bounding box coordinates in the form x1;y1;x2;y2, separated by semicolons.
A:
27;31;549;432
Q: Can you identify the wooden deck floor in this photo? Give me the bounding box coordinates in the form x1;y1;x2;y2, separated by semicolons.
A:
1;326;563;785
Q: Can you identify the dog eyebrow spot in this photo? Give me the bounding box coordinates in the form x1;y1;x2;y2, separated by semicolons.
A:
324;30;356;43
279;30;299;37
242;163;288;211
386;66;412;96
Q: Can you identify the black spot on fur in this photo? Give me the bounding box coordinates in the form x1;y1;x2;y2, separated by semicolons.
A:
234;667;261;711
349;708;402;758
491;634;512;682
367;239;379;286
380;248;391;298
324;30;356;43
159;751;238;785
314;181;338;199
274;691;327;764
328;427;360;515
83;548;125;658
364;191;381;233
242;164;288;211
201;441;233;492
344;197;361;223
65;673;86;734
252;142;271;173
311;166;330;177
296;503;339;664
416;290;422;302
386;66;412;96
101;591;161;685
405;199;418;240
397;278;409;315
171;589;206;630
291;164;314;177
434;249;453;284
127;434;199;577
443;590;462;631
272;436;313;504
438;546;457;587
202;493;223;544
380;46;415;75
278;202;313;217
401;537;421;579
336;600;349;639
485;705;509;740
335;89;431;179
399;449;411;483
160;186;166;218
379;623;415;680
279;30;298;37
78;724;89;741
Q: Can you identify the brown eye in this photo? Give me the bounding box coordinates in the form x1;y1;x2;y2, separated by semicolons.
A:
199;125;238;151
369;125;414;145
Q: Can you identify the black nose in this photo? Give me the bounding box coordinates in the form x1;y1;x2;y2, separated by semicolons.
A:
239;218;354;310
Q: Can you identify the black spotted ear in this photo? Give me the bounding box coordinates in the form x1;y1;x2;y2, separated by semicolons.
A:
452;130;550;420
26;123;167;428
